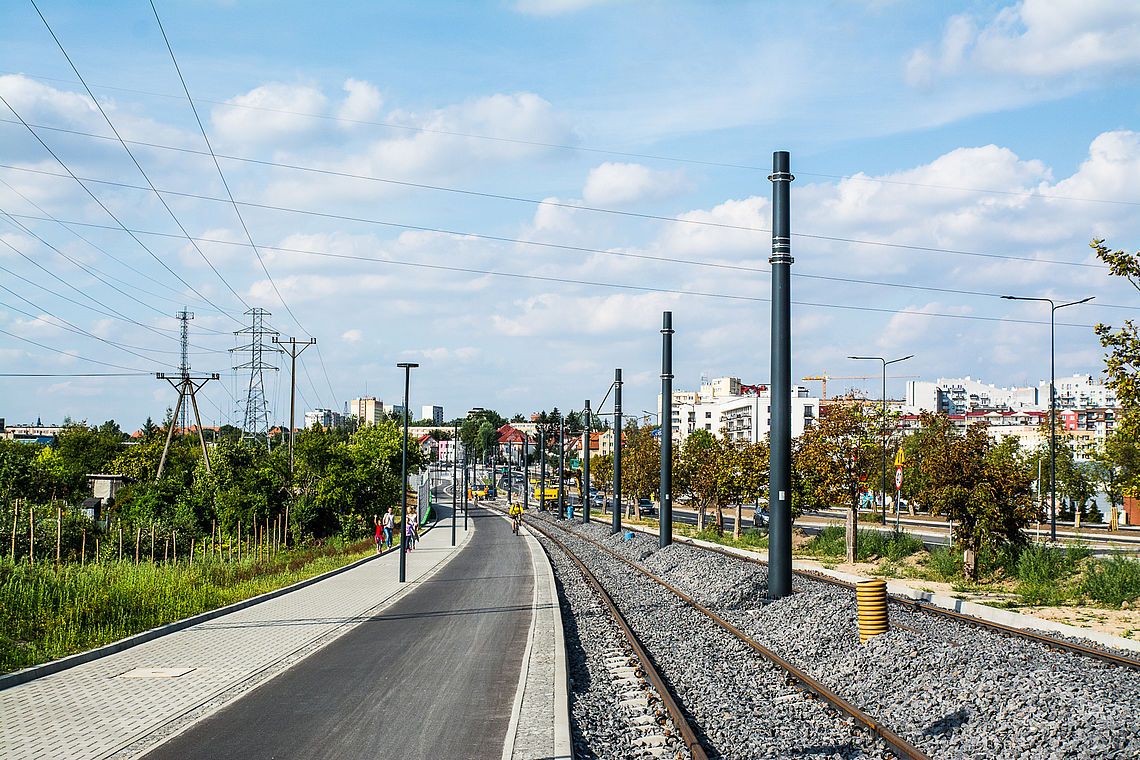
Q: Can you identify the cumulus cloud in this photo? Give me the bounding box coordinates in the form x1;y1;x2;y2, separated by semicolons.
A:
341;328;363;343
907;0;1140;85
337;79;382;123
514;0;615;15
211;82;327;143
582;162;685;206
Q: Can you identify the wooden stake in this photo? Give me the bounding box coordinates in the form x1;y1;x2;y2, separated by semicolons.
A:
173;530;177;563
95;537;100;563
29;505;34;565
163;538;168;563
56;506;61;566
237;521;241;562
283;502;289;548
81;529;86;565
135;526;141;565
150;523;156;563
10;499;18;560
190;535;195;566
118;523;123;563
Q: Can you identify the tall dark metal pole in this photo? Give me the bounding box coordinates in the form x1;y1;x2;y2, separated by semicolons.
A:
1050;304;1057;542
612;368;623;534
767;151;793;600
558;414;566;518
582;400;591;524
660;311;674;548
881;358;888;526
524;436;530;511
507;440;513;505
396;362;418;583
451;422;457;546
540;421;547;512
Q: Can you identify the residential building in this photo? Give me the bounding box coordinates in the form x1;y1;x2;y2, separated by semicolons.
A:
421;405;444;424
1045;374;1117;410
905;377;1038;415
661;376;818;443
303;408;341;429
348;396;384;426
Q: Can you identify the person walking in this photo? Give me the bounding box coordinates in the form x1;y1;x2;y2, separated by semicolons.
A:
373;515;383;554
405;506;418;552
381;508;394;550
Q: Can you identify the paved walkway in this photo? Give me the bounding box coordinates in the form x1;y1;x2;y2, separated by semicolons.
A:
0;516;472;760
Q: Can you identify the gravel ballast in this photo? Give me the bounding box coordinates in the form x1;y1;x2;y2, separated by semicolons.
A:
538;514;1140;759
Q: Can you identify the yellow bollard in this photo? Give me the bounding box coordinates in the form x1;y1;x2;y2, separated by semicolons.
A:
856;579;889;643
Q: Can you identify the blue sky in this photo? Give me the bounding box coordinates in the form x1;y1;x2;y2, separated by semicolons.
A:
2;0;1139;430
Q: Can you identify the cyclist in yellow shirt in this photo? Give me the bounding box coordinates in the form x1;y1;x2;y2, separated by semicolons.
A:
508;502;524;535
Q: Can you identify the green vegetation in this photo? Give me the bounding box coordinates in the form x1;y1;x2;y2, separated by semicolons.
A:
1080;556;1140;608
801;526;924;563
0;540;371;674
1013;544;1091;605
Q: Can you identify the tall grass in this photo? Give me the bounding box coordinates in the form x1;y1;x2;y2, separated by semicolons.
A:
801;526;923;562
0;539;371;674
1013;544;1090;605
1080;556;1140;608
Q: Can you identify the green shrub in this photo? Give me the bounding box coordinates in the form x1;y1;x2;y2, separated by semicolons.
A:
802;526;847;558
1013;543;1090;605
803;527;923;562
924;546;962;582
1080;556;1140;608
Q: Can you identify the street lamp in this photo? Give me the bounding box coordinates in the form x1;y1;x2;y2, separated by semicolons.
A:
1001;294;1094;541
848;354;914;526
396;362;418;583
451;420;458;547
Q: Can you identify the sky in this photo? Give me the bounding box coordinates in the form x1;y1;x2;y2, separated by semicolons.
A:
1;0;1139;431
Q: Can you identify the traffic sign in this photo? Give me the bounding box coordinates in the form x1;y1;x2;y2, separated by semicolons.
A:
895;466;903;490
894;448;906;468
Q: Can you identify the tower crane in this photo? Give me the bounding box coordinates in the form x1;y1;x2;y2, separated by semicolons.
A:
801;372;919;400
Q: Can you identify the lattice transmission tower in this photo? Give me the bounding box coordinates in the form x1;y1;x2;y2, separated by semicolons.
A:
231;308;279;447
176;308;193;432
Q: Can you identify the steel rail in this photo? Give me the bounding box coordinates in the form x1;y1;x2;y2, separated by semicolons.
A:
532;516;929;760
666;533;1140;671
526;519;708;760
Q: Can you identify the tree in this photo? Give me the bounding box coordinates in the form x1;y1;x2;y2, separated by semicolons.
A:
792;403;879;561
1093;432;1140;528
1092;240;1139;429
912;416;1036;579
590;453;613;507
621;424;659;518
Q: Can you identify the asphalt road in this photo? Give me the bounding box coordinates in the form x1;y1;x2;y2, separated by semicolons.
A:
145;506;533;760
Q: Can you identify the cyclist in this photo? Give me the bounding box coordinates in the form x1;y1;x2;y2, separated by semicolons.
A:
508;501;524;535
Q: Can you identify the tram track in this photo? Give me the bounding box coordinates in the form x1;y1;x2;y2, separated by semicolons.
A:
525;511;928;759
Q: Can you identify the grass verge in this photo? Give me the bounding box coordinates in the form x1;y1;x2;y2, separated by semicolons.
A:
0;539;372;674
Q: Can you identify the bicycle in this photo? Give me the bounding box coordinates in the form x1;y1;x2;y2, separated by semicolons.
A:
511;513;521;535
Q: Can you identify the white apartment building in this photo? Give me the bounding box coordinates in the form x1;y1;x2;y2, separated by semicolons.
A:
661;376;819;444
349;396;384;425
303;409;341;429
1044;374;1117;409
905;377;1038;415
421;405;444;424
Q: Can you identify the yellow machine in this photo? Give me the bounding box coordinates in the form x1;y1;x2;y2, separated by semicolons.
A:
531;480;559;502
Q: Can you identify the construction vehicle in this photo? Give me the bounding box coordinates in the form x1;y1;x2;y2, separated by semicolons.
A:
801;371;919;400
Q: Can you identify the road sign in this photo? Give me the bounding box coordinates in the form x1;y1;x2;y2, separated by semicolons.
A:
895;466;903;490
894;448;906;468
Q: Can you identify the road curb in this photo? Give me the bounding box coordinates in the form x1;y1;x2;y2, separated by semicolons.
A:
0;522;439;691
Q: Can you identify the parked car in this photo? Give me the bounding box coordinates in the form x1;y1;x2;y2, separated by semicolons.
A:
591;492;606;507
637;497;656;516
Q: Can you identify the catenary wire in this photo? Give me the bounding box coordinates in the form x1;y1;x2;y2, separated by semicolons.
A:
0;326;155;372
2;70;1135;209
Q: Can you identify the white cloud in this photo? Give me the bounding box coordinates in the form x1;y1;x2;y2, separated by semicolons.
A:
514;0;615;15
907;1;1140;85
337;79;382;124
341;328;363;343
211;82;327;143
581;162;685;206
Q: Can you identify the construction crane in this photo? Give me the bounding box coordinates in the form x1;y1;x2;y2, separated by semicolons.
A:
802;372;919;400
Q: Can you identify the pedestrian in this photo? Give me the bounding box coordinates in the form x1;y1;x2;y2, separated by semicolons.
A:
373;515;383;554
382;508;394;550
405;509;417;552
408;505;419;547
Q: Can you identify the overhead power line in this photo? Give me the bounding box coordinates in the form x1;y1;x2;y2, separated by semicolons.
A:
0;119;1121;268
2;70;1136;209
25;0;251;321
0;163;1110;275
0;326;154;372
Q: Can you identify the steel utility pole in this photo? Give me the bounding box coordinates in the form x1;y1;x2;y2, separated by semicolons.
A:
1001;294;1093;541
524;436;530;512
558;413;566;519
540;418;547;513
612;368;623;534
232;308;279;448
582;399;591;524
396;362;418;583
272;336;316;474
660;311;674;548
849;354;914;525
176;308;193;433
156;371;219;480
768;151;793;600
507;440;513;506
452;421;458;546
